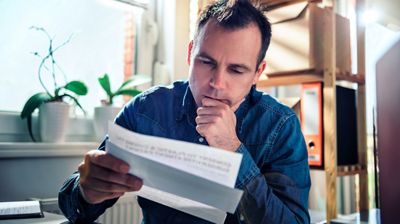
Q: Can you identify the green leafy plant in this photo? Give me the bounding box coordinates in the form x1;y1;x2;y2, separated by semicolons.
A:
98;73;142;105
20;27;88;142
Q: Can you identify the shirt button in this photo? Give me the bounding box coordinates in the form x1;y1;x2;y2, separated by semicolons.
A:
199;137;204;142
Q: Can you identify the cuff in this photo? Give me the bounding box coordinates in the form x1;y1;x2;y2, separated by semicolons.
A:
235;144;260;189
70;176;106;222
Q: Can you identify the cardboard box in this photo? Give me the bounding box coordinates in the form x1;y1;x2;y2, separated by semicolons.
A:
263;2;351;75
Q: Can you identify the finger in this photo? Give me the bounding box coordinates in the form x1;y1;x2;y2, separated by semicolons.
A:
82;176;142;193
88;163;143;188
201;97;229;107
196;107;222;116
196;124;209;137
88;151;130;174
195;115;219;125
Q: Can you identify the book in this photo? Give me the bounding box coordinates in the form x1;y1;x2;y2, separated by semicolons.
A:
0;201;43;220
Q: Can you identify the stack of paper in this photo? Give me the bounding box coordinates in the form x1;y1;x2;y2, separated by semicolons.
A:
106;123;244;224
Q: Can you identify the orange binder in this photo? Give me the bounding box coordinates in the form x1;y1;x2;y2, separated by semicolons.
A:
301;82;323;167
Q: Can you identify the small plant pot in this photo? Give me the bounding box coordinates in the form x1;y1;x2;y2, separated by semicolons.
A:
94;106;121;142
39;102;71;142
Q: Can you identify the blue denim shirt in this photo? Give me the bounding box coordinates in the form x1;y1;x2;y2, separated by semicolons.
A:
59;81;311;224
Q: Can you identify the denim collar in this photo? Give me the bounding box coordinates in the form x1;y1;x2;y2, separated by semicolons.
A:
177;86;197;127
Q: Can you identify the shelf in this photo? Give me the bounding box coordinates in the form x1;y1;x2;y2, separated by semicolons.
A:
257;69;323;87
336;71;365;84
256;68;365;87
337;164;367;176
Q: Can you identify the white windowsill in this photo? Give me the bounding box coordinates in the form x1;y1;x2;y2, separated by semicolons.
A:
0;111;98;142
0;142;99;158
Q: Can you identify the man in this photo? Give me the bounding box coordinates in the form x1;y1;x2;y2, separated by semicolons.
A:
59;0;311;223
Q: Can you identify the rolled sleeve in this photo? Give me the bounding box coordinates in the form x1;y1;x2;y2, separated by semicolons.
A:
58;168;118;223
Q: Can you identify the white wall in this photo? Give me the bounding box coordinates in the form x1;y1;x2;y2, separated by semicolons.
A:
155;0;190;83
174;0;190;81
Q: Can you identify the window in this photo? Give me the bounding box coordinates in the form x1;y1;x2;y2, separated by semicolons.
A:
0;0;147;115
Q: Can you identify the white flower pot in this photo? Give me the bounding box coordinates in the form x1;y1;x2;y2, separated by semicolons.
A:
94;106;121;141
39;102;70;143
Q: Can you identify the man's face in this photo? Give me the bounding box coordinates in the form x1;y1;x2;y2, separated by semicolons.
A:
188;20;266;111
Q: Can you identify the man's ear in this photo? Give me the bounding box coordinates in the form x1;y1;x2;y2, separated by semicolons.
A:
253;60;267;84
187;40;193;65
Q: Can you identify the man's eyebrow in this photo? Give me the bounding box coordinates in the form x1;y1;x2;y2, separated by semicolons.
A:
197;52;252;72
229;63;252;72
196;52;215;62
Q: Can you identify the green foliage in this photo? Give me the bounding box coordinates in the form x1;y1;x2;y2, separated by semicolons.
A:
20;27;88;142
98;73;142;105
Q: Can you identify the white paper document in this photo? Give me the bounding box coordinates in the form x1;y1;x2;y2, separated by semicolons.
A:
106;123;244;224
137;186;227;224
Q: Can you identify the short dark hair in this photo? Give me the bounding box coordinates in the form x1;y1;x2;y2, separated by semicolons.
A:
194;0;271;68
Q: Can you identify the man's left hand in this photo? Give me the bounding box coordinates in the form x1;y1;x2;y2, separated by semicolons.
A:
195;97;242;152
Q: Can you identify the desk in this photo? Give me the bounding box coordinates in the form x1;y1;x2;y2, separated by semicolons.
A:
0;212;67;224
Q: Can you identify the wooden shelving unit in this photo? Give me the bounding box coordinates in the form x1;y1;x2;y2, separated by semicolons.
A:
256;0;369;222
199;0;368;222
337;165;367;177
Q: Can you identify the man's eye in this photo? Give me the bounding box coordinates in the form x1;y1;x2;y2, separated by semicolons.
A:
230;68;243;74
201;60;213;65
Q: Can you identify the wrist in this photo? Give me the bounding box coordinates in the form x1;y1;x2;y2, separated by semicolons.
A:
230;139;242;152
78;184;92;205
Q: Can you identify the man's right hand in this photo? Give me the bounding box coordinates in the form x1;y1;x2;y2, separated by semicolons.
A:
78;150;143;204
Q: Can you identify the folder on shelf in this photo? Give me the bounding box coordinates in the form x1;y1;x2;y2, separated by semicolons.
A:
301;82;323;167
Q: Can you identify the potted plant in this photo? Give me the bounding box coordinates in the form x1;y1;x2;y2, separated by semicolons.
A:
94;73;149;141
20;27;88;142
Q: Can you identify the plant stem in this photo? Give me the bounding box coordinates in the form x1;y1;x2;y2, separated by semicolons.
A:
31;26;74;98
109;95;113;105
49;39;58;94
38;53;52;96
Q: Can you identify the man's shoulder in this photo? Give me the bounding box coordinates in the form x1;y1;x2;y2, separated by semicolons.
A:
137;80;188;102
119;81;188;130
254;93;296;118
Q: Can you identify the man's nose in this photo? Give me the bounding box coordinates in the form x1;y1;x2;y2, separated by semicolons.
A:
209;68;226;89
